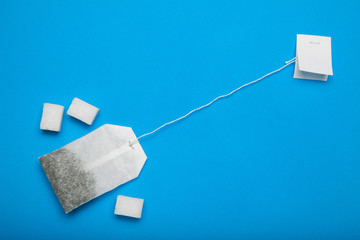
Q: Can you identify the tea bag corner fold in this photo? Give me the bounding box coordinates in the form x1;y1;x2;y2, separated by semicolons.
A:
39;124;147;213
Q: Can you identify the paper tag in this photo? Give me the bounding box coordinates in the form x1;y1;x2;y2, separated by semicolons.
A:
294;34;333;81
39;124;147;213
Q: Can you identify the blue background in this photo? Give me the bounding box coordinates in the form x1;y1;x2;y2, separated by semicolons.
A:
1;0;360;239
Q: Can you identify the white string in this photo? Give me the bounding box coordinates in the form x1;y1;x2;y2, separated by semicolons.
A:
285;56;297;64
130;57;297;146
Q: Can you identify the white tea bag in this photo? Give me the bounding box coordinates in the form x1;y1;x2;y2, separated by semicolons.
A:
39;124;147;213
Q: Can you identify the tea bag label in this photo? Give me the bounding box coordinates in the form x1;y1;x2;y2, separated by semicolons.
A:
294;34;333;81
39;124;147;213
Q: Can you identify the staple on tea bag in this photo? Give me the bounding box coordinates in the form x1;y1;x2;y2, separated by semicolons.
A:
39;124;147;213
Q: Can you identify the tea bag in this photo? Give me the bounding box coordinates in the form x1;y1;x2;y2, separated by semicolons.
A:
39;124;147;213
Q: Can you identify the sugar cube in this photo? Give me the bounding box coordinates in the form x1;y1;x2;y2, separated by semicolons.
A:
40;103;64;132
67;98;99;125
114;195;144;218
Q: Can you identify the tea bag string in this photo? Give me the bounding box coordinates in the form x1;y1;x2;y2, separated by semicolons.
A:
129;57;297;147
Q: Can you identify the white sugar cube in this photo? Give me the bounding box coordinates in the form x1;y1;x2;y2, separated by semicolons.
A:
67;98;99;125
40;103;64;132
114;195;144;218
